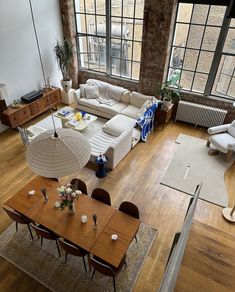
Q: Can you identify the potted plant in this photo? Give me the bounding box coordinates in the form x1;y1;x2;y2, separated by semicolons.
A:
54;39;73;92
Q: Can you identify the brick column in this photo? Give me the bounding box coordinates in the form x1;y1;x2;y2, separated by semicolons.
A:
138;0;177;95
59;0;79;88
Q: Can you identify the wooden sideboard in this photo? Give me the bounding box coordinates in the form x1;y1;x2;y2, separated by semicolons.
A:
0;88;61;129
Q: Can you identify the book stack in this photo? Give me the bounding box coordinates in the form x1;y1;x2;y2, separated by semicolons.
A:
57;109;72;118
67;119;80;127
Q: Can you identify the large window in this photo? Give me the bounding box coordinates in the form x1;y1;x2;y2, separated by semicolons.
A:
168;2;235;100
74;0;144;80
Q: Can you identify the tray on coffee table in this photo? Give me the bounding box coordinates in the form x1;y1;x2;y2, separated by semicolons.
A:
65;113;97;131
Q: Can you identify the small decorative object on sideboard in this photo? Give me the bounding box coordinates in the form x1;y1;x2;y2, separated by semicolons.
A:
41;187;48;202
92;213;98;229
57;184;82;215
28;190;35;197
12;99;22;108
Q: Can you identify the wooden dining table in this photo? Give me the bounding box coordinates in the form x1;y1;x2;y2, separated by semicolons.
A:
4;176;140;268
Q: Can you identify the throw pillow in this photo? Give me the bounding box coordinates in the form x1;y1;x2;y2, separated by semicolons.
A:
84;83;99;99
130;91;155;108
106;84;125;102
79;84;86;98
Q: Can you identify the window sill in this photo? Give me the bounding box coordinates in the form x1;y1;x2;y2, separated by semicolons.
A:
181;90;235;106
79;69;139;85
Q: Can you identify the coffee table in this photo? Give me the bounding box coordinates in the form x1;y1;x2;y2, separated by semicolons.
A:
54;107;75;127
65;113;97;131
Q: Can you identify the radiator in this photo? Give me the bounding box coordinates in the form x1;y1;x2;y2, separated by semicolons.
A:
176;101;227;128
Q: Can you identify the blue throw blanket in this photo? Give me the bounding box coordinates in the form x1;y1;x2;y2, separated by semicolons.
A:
136;103;158;142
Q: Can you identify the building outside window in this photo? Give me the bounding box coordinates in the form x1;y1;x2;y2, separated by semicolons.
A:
168;2;235;100
74;0;144;80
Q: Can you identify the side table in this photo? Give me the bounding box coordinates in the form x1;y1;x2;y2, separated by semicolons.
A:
155;103;173;130
95;155;108;178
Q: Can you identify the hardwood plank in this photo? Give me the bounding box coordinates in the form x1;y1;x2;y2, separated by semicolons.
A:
0;114;235;292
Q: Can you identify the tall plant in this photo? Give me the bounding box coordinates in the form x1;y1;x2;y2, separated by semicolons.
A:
54;39;73;81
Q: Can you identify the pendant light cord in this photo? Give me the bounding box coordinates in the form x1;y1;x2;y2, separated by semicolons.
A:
29;0;58;138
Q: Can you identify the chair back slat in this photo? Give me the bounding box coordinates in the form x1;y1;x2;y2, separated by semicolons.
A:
118;201;139;219
31;224;57;240
3;207;29;224
58;238;86;257
89;257;114;277
91;188;111;206
70;178;88;195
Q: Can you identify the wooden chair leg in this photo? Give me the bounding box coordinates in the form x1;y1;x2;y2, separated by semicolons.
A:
56;240;61;257
65;252;67;262
27;224;34;241
15;222;18;232
206;140;210;147
91;268;96;279
82;256;87;273
41;237;43;246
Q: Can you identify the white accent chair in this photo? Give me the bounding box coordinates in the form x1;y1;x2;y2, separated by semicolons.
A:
207;121;235;161
18;125;47;145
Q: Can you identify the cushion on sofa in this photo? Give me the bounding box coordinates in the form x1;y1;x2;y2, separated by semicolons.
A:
84;83;99;99
102;114;136;137
130;91;154;108
120;104;141;119
87;79;108;98
80;84;86;98
106;84;125;102
77;98;100;110
98;102;128;116
120;89;131;104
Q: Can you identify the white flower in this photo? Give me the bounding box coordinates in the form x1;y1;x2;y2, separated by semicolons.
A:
75;190;82;195
66;187;72;193
71;192;76;198
60;186;65;191
57;187;61;192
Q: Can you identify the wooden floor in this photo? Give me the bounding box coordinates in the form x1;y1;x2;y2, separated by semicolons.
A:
0;112;235;292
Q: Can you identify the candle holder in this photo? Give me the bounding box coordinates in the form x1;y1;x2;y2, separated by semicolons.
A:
92;213;97;229
41;187;48;202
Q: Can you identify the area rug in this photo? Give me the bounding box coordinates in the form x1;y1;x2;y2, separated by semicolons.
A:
160;134;234;207
0;223;157;292
35;106;107;140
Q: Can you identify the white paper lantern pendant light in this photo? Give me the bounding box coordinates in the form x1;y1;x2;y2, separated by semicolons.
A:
26;0;91;178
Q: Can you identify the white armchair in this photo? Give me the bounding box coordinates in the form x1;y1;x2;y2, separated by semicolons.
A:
207;121;235;161
18;125;47;145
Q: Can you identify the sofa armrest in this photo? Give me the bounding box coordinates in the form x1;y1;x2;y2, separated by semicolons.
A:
105;129;132;169
208;124;229;135
73;89;81;108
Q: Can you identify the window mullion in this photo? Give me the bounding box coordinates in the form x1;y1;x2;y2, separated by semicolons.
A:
106;0;111;75
204;6;231;96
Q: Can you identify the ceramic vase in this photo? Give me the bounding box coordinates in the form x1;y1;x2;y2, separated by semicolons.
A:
68;202;75;215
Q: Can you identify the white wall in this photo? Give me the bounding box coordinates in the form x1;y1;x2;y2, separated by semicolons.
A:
0;0;63;132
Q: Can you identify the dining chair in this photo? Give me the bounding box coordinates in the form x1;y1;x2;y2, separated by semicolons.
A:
70;178;88;195
89;255;127;292
31;223;61;257
91;188;111;206
118;201;139;242
3;207;34;241
58;238;88;272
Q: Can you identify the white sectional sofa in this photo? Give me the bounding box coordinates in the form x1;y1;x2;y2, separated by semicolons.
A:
73;79;156;169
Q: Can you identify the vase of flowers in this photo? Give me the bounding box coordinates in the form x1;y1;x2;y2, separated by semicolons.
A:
57;184;82;214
